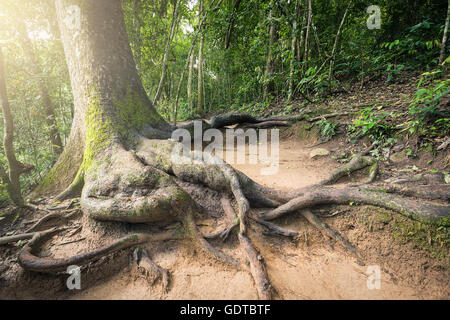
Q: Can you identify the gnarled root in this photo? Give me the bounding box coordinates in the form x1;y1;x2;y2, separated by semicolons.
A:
220;195;272;300
133;246;170;292
204;196;239;241
18;230;179;273
261;185;450;221
184;208;241;268
318;154;376;186
238;233;271;300
300;209;362;263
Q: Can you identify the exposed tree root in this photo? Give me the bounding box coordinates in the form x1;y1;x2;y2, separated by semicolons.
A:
0;226;73;246
308;111;352;122
300;209;362;263
238;233;271;300
220;195;271;300
318;154;376;186
204;196;239;241
0;231;38;246
373;183;450;201
25;209;80;233
240;120;289;129
133;246;170;292
18;229;182;273
184;209;241;268
261;185;449;221
251;215;299;238
208;112;307;129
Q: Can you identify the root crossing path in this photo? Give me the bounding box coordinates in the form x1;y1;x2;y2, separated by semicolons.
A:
68;135;445;300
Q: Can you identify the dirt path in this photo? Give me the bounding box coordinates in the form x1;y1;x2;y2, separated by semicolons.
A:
70;134;447;300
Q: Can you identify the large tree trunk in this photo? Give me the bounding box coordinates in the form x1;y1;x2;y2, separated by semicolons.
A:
133;0;142;71
38;0;171;196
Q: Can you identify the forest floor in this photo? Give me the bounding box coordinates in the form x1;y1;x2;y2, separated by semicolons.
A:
0;75;449;299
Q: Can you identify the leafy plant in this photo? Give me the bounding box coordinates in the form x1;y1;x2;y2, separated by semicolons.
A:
317;118;339;140
348;107;394;141
400;71;450;136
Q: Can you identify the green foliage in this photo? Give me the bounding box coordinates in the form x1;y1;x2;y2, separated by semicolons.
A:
317;118;339;140
348;107;394;141
0;0;448;207
400;69;450;136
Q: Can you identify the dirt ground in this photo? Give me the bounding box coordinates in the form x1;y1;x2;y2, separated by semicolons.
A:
0;126;448;300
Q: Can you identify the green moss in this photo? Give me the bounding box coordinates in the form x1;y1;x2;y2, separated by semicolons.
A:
392;215;450;268
360;207;450;269
37;87;165;195
82;94;114;173
113;89;163;145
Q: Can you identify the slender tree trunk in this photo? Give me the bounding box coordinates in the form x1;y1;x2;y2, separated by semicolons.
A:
175;0;220;124
288;0;300;102
197;0;205;115
303;0;312;65
224;0;242;49
328;0;353;88
0;46;25;206
16;21;63;155
439;0;450;65
297;2;306;65
153;0;180;105
187;49;195;110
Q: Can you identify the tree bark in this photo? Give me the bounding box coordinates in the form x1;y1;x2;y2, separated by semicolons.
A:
263;1;277;101
197;0;205;115
39;0;171;196
133;0;142;71
153;0;180;105
187;48;195;110
0;46;25;206
288;0;300;102
439;0;450;65
303;0;312;65
328;0;352;87
224;0;242;49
